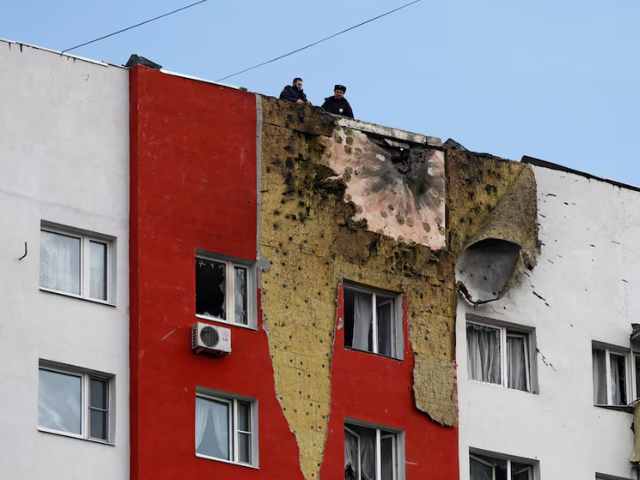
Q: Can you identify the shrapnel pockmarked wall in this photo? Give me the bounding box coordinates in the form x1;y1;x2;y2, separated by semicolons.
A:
257;98;539;480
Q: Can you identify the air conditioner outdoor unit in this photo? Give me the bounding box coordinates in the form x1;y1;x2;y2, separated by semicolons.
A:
191;323;231;356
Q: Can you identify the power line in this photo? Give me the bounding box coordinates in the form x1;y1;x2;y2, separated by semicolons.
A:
62;0;210;54
216;0;422;82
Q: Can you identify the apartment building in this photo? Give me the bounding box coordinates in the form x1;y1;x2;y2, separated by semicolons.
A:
0;41;130;479
2;37;637;480
456;156;640;480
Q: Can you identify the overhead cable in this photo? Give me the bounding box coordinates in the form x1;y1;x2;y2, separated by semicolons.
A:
216;0;423;82
62;0;209;54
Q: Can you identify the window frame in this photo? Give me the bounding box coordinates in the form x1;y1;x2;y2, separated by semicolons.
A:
469;450;537;480
466;318;535;393
344;418;405;480
195;389;259;468
343;283;404;360
37;361;114;444
592;343;632;407
39;223;114;305
195;251;257;329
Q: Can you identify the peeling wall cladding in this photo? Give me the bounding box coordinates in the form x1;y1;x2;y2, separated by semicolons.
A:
129;68;305;480
259;97;459;480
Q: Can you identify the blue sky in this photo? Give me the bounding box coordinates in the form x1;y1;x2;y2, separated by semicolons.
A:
3;0;639;185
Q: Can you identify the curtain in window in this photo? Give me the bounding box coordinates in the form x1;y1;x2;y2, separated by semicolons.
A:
507;335;527;391
345;429;359;480
377;302;395;357
470;457;493;480
195;397;229;460
610;353;627;405
359;427;377;480
40;231;81;295
467;324;501;384
352;292;373;351
592;349;607;404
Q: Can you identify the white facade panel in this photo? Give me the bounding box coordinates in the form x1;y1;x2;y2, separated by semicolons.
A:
0;41;129;480
458;165;639;479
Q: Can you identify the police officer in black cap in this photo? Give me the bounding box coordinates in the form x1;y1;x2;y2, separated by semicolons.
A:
321;85;354;118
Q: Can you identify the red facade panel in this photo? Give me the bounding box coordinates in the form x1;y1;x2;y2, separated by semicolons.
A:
129;66;304;480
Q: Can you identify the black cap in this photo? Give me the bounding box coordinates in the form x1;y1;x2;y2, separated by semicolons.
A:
334;84;346;93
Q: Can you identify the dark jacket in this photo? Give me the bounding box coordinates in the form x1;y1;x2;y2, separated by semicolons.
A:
279;85;308;103
321;96;354;118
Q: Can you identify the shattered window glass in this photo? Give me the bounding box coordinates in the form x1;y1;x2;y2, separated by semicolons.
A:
196;258;226;319
234;266;248;325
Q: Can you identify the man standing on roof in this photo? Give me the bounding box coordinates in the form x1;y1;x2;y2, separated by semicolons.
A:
321;85;354;118
279;77;311;105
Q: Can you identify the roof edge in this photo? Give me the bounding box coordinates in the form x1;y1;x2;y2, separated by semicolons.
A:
522;155;640;194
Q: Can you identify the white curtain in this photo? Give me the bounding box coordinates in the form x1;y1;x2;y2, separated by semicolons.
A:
610;354;627;405
40;231;81;294
352;292;373;351
360;427;377;480
234;267;248;325
470;457;492;480
467;324;501;384
345;429;359;479
377;302;395;357
507;336;527;391
592;349;607;404
195;397;229;460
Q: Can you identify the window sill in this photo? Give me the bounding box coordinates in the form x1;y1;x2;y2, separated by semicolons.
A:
39;287;116;307
196;453;258;469
344;346;403;362
195;314;257;331
468;379;536;394
38;427;114;446
594;404;634;413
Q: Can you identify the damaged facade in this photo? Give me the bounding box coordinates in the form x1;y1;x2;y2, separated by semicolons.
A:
1;38;639;480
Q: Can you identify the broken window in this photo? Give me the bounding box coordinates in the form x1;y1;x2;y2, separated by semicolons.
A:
593;345;629;406
344;286;401;359
470;453;535;480
196;254;254;327
345;423;400;480
466;321;533;392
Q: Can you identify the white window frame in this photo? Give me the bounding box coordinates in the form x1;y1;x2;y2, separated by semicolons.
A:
470;451;536;480
466;319;533;392
592;344;632;407
195;251;257;329
344;419;404;480
343;284;404;360
39;223;114;304
38;361;113;444
195;390;259;468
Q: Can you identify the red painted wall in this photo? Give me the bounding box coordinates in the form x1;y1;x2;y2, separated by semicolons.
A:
130;66;458;480
321;285;459;479
129;66;305;480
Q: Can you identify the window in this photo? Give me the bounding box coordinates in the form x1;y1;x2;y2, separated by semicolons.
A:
195;253;255;327
344;285;402;359
466;321;533;392
470;453;535;480
40;225;112;302
195;391;257;466
593;345;630;406
345;422;402;480
38;363;112;442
